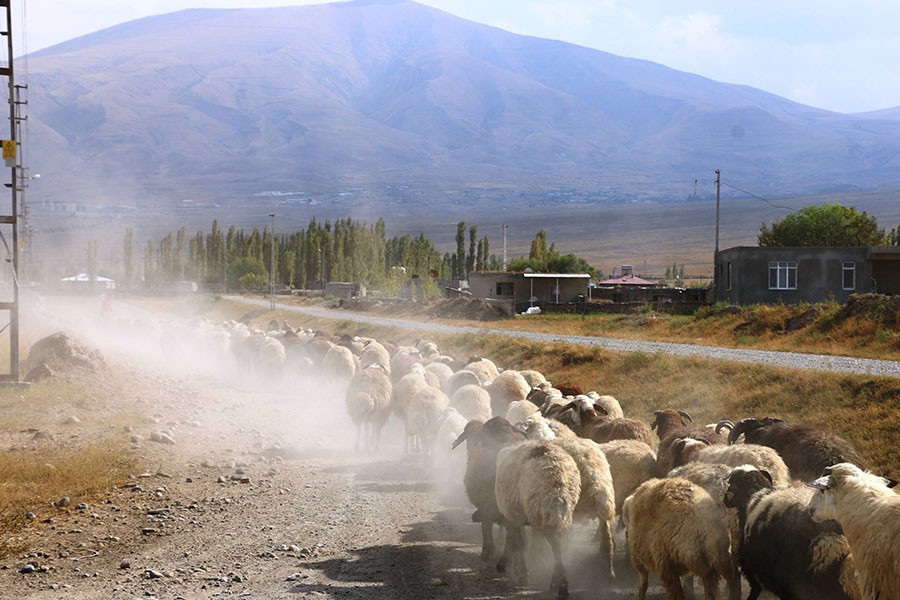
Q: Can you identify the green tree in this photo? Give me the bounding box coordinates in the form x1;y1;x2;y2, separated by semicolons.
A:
455;221;466;279
228;256;268;290
466;225;477;275
529;229;549;263
758;203;887;247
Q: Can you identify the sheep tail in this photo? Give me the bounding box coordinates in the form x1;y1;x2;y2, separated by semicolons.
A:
543;492;573;530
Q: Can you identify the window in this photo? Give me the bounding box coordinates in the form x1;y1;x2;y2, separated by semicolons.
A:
726;262;733;291
768;261;797;290
496;282;514;296
842;261;856;290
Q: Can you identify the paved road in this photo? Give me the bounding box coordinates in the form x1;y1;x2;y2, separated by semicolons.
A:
228;296;900;379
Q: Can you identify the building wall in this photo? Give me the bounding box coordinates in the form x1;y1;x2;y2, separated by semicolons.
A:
468;273;589;308
715;247;873;304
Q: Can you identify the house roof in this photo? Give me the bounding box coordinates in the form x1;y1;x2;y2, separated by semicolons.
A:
61;273;115;282
522;272;591;279
596;274;658;286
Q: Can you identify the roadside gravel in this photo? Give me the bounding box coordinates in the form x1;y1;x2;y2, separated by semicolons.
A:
228;296;900;379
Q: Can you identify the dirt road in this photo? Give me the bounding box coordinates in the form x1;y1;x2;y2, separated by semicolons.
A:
0;295;763;599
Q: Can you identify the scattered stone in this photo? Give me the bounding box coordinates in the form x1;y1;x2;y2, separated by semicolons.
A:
145;569;165;579
54;497;70;509
120;560;131;569
24;512;35;521
19;564;36;574
64;415;81;424
75;503;89;510
150;431;176;445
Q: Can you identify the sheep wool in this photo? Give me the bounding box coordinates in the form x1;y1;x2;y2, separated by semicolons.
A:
808;462;900;600
623;477;735;600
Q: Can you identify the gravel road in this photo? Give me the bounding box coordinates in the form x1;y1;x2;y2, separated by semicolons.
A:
229;296;900;379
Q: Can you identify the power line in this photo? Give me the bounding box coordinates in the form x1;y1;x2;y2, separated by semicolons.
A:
720;181;795;212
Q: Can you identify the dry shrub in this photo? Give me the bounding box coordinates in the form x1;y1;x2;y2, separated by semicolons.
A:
0;442;134;526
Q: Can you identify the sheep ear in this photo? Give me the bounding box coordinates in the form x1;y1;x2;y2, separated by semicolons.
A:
806;476;833;491
759;470;773;484
885;477;898;489
451;429;470;450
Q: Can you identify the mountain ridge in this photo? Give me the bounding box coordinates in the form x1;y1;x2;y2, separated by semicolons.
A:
23;0;900;209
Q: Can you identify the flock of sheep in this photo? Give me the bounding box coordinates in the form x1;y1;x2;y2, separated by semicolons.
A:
153;317;900;600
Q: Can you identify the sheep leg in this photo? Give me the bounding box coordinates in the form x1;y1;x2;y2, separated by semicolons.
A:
596;519;615;580
510;525;528;585
480;519;495;561
543;528;568;598
354;422;363;452
683;574;696;600
726;571;741;600
637;569;649;600
497;525;528;585
746;580;762;600
661;572;687;600
700;573;721;600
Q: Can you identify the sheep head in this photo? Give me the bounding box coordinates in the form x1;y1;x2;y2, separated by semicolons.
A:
651;408;693;440
807;462;898;522
723;465;773;509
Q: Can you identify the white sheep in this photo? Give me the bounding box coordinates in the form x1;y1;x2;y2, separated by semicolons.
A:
554;435;617;580
406;386;450;464
424;361;454;388
392;371;431;453
597;438;657;514
322;344;357;383
623;477;736;600
464;357;499;384
344;364;393;451
495;439;582;598
674;438;792;488
449;384;493;423
443;369;482;397
518;369;548;388
587;392;625;420
521;411;576;440
808;462;900;600
505;399;540;426
433;407;468;483
359;340;391;374
485;369;531;417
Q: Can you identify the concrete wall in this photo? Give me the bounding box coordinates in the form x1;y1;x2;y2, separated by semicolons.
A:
715;246;873;304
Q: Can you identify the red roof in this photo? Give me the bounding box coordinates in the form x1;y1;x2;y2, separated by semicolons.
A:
596;274;658;286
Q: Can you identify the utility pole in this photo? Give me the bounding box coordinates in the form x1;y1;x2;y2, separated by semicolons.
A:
0;1;21;382
268;213;275;310
502;224;508;271
714;169;721;254
714;169;721;297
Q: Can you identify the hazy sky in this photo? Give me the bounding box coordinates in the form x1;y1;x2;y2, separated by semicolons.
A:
18;0;900;114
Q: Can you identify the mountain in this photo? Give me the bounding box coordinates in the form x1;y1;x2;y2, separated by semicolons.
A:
22;0;900;210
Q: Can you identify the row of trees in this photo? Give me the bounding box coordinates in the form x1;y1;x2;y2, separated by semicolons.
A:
111;218;596;292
